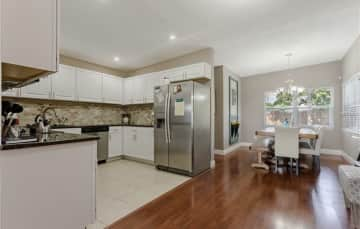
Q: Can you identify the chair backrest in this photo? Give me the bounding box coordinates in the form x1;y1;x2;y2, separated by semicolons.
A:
314;127;324;155
275;127;300;159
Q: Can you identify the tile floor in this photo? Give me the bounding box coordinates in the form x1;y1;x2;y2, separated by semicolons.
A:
87;159;189;229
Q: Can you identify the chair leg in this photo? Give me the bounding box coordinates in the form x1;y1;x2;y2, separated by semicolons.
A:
275;156;278;173
316;156;320;172
296;159;300;176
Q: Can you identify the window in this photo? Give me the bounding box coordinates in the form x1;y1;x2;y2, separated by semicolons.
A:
264;87;334;128
343;74;360;134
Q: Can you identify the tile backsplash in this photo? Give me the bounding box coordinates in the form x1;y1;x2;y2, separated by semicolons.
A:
5;99;154;126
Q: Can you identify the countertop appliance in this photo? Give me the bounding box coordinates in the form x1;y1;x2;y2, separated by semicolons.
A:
81;126;109;163
154;81;211;176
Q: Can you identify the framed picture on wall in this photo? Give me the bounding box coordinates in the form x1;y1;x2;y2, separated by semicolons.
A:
229;77;239;145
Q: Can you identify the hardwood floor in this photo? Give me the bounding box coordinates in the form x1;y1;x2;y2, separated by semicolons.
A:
107;150;350;229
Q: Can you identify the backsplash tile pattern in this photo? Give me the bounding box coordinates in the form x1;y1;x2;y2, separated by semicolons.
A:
6;99;153;126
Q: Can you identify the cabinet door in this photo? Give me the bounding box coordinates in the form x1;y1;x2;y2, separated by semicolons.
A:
136;127;154;161
76;68;102;102
132;76;146;104
123;78;133;105
2;88;19;97
168;67;186;82
2;0;58;72
144;74;158;103
102;74;122;104
184;63;211;80
109;127;123;158
21;77;52;99
123;127;137;156
51;65;76;101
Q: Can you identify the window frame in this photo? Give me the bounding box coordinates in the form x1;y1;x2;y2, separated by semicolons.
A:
342;72;360;135
264;87;335;129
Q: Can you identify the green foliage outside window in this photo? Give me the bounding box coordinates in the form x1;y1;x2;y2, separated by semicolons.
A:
266;88;331;107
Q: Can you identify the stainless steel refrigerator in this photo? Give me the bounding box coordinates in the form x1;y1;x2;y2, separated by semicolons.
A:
154;81;211;176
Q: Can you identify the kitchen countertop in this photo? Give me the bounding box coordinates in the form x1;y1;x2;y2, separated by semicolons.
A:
51;124;154;128
1;132;99;150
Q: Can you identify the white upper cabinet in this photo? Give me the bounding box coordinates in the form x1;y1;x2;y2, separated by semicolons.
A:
123;78;134;105
2;88;20;97
1;0;58;72
51;65;76;101
76;68;103;102
184;63;211;80
132;76;146;104
102;74;123;104
20;77;52;99
144;73;160;103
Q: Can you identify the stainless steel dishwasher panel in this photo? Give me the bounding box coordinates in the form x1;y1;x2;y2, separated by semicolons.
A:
94;131;109;162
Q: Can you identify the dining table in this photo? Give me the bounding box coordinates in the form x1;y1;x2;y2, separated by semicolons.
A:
251;127;319;171
255;127;318;140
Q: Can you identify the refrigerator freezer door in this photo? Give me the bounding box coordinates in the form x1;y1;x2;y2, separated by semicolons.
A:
154;85;169;167
168;81;193;172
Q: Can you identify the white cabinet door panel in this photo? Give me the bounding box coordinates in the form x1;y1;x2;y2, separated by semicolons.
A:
76;69;103;102
102;74;122;104
123;78;133;105
123;127;137;156
132;76;146;104
2;88;19;97
21;77;52;99
2;0;58;71
51;64;76;101
184;63;211;80
137;127;154;161
109;127;123;158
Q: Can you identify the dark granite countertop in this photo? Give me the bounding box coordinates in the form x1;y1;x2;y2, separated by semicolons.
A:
51;124;154;129
1;132;99;150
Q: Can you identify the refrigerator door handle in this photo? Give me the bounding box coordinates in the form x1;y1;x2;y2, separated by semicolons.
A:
167;92;171;142
164;93;169;143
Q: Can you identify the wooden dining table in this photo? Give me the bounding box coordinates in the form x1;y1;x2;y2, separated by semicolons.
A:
255;127;318;140
251;127;318;171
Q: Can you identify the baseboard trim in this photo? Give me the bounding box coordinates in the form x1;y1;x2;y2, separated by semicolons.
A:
215;142;251;156
210;159;216;168
320;148;343;156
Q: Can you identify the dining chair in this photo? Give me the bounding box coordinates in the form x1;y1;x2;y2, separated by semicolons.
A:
300;127;324;171
275;127;300;175
250;136;273;170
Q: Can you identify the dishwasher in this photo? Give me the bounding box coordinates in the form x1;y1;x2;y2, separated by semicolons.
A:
82;126;109;163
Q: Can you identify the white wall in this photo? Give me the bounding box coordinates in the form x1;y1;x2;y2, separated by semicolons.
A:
241;61;343;150
342;36;360;160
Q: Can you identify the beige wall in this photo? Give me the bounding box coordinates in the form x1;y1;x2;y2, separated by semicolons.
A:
214;66;242;150
60;55;128;77
342;36;360;160
241;61;343;150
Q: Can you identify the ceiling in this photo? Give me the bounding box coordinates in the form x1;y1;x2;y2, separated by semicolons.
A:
61;0;360;77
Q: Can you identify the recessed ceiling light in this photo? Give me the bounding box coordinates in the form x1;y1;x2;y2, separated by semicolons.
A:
113;56;120;62
169;35;176;40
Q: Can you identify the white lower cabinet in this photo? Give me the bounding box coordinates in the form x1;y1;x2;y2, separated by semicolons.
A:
123;127;154;162
108;126;123;158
